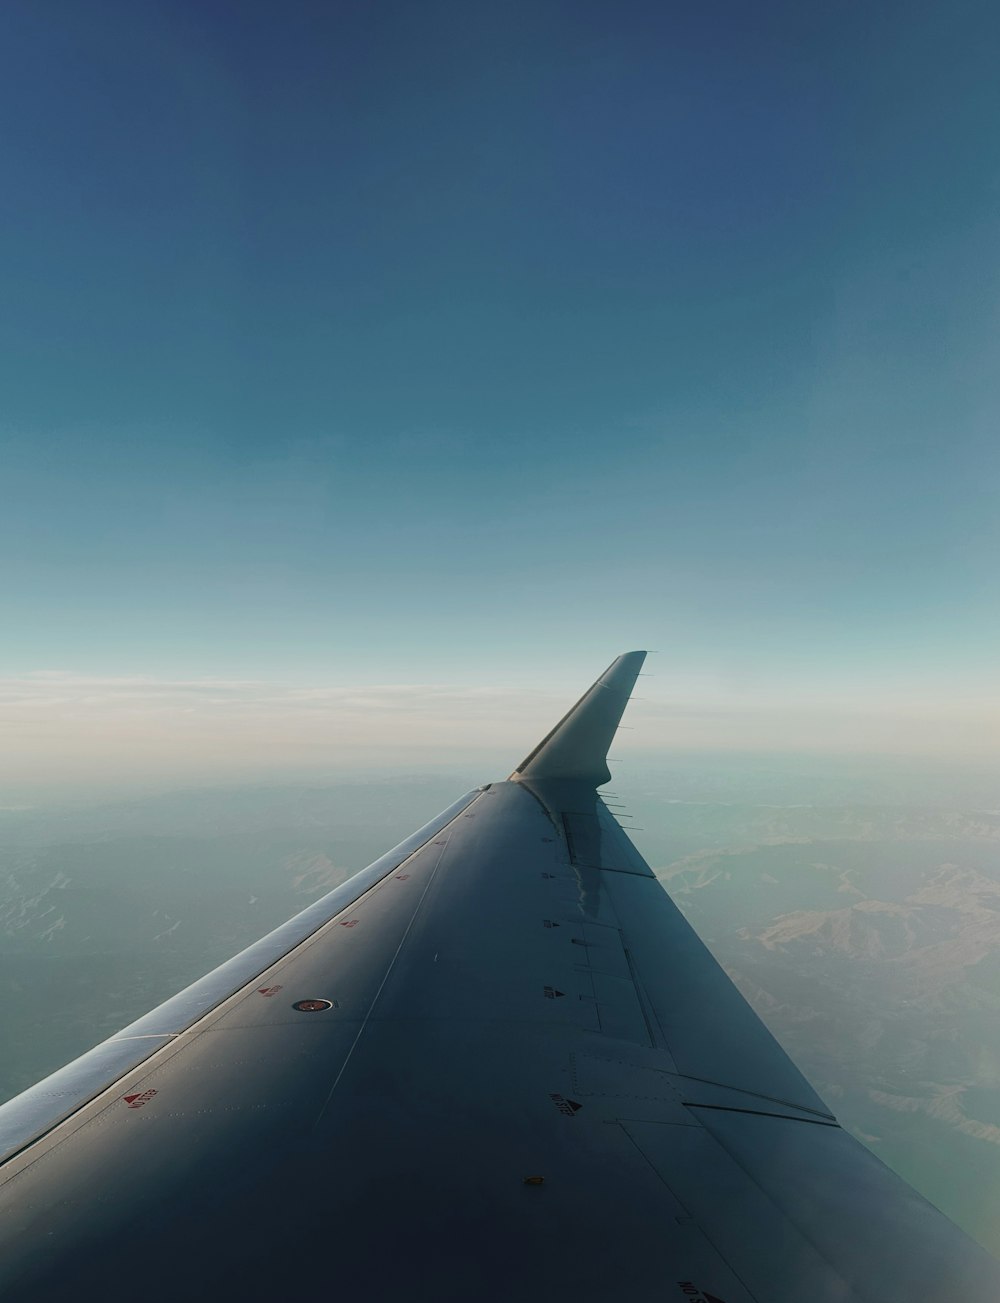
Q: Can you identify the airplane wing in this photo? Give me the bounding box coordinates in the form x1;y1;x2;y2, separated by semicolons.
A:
1;652;998;1301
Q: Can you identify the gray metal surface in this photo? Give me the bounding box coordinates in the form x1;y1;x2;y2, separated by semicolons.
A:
0;790;480;1166
1;652;997;1300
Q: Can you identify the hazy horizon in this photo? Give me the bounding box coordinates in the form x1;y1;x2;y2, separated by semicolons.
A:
3;657;998;808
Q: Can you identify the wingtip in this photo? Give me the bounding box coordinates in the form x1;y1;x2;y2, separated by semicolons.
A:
511;650;646;787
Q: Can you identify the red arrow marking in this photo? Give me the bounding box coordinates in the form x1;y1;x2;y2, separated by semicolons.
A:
122;1089;157;1109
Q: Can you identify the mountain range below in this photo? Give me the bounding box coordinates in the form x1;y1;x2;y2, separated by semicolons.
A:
648;803;1000;1253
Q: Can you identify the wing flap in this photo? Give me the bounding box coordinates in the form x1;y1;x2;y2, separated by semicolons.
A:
602;868;833;1115
625;1110;1000;1301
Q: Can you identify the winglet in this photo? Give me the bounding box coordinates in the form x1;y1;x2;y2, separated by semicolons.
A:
511;651;646;788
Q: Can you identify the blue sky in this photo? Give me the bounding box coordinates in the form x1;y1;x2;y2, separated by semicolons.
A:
1;0;998;788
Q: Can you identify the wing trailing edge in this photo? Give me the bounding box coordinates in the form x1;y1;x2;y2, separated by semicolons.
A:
511;650;646;787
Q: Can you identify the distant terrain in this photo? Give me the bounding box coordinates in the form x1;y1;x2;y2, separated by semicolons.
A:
0;778;464;1100
2;760;1000;1252
637;794;1000;1253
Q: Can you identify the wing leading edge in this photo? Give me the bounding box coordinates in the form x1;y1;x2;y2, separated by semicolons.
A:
0;653;998;1301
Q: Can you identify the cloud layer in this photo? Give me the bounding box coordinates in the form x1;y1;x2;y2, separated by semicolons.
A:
2;669;997;802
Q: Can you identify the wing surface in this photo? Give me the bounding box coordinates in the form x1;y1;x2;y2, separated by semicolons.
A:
1;652;998;1301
